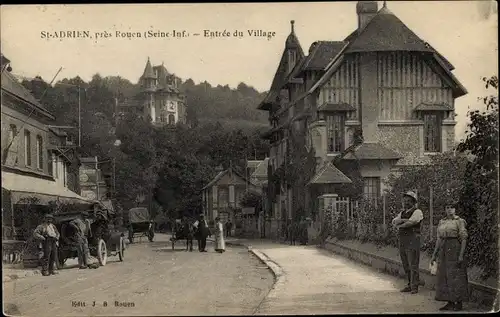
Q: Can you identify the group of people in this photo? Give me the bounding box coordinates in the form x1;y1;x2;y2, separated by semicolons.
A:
284;218;308;245
33;211;96;277
392;190;469;311
178;214;226;253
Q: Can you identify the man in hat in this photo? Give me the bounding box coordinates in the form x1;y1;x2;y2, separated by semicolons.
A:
69;211;92;269
33;214;60;276
193;213;211;252
392;190;424;294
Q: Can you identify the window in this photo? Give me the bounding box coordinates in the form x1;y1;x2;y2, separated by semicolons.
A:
24;130;31;166
363;177;380;206
36;135;43;169
47;151;53;176
424;113;442;153
168;114;175;125
8;124;17;143
160;113;166;122
219;188;229;207
326;114;345;153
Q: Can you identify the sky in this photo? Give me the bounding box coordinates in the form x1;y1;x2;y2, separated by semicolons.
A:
1;1;498;140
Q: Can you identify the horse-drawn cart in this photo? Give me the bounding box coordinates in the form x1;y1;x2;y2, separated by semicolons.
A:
127;207;154;244
55;207;125;268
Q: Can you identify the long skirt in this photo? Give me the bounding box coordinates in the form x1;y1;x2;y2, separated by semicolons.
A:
214;233;225;252
435;238;469;302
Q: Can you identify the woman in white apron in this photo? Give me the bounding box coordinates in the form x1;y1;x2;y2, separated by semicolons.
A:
214;217;225;253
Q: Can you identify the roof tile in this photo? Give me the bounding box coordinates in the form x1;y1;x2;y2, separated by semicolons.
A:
1;71;54;118
309;161;352;184
342;142;401;160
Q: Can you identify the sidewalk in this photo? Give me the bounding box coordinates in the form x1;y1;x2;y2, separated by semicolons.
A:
213;237;489;314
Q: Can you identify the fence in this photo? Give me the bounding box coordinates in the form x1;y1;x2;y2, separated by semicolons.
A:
326;187;443;251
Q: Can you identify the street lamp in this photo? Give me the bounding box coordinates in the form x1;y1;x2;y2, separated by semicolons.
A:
55;82;85;147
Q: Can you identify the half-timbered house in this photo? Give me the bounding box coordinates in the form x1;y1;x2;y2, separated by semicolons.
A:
258;1;467;240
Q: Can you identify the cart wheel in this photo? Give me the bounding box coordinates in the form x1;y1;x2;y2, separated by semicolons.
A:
97;239;107;266
57;254;66;269
118;237;125;262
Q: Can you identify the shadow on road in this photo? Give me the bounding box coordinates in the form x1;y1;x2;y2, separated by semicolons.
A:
153;248;188;253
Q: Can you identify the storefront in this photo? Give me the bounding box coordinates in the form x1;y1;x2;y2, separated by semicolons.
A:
2;171;95;266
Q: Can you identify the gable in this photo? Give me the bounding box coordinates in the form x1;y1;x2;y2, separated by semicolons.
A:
216;172;247;186
377;52;450;89
317;55;360;120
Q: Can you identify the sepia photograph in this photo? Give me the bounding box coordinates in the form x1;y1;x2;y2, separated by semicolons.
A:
1;1;498;315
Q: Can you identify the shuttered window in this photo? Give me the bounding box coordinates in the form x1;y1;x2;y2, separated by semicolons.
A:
424;113;442;152
326;114;345;153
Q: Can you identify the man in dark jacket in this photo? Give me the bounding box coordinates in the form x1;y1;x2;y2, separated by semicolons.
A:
194;214;211;252
69;211;92;269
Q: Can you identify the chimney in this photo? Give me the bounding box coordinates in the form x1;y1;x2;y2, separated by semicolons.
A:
356;1;378;31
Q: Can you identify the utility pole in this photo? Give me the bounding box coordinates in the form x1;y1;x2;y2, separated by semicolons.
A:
78;86;81;147
95;156;100;201
112;157;116;199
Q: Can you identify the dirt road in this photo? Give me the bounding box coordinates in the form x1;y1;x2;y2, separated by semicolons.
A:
3;234;274;316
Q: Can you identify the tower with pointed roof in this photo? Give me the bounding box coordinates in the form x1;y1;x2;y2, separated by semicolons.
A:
138;58;187;126
258;1;467;240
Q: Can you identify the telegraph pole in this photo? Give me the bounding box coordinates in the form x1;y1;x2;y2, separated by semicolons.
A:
78;86;81;147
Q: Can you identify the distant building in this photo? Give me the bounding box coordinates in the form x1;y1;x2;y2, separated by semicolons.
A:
138;58;188;126
201;166;260;225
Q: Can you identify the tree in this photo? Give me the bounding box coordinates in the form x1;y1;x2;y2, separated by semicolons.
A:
457;75;499;279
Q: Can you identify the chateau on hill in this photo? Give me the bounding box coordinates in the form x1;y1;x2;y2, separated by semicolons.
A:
118;58;188;126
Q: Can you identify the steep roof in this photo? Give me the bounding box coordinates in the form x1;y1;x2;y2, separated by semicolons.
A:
302;41;346;71
1;71;55;119
341;142;401;161
201;167;257;190
314;5;465;97
258;21;305;110
345;7;435;53
141;57;156;79
308;161;352;185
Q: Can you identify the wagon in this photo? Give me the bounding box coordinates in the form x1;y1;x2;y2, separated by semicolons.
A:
169;219;191;250
127;207;154;244
55;207;126;268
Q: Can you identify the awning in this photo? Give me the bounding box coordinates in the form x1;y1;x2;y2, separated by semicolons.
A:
2;171;95;205
414;102;453;112
317;102;356;112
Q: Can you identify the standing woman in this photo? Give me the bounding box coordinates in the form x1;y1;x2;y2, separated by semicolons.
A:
431;201;469;311
214;217;225;253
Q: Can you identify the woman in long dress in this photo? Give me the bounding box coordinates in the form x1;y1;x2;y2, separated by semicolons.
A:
214;217;225;253
431;202;469;311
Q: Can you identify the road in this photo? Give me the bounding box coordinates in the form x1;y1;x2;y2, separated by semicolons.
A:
3;234;274;316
